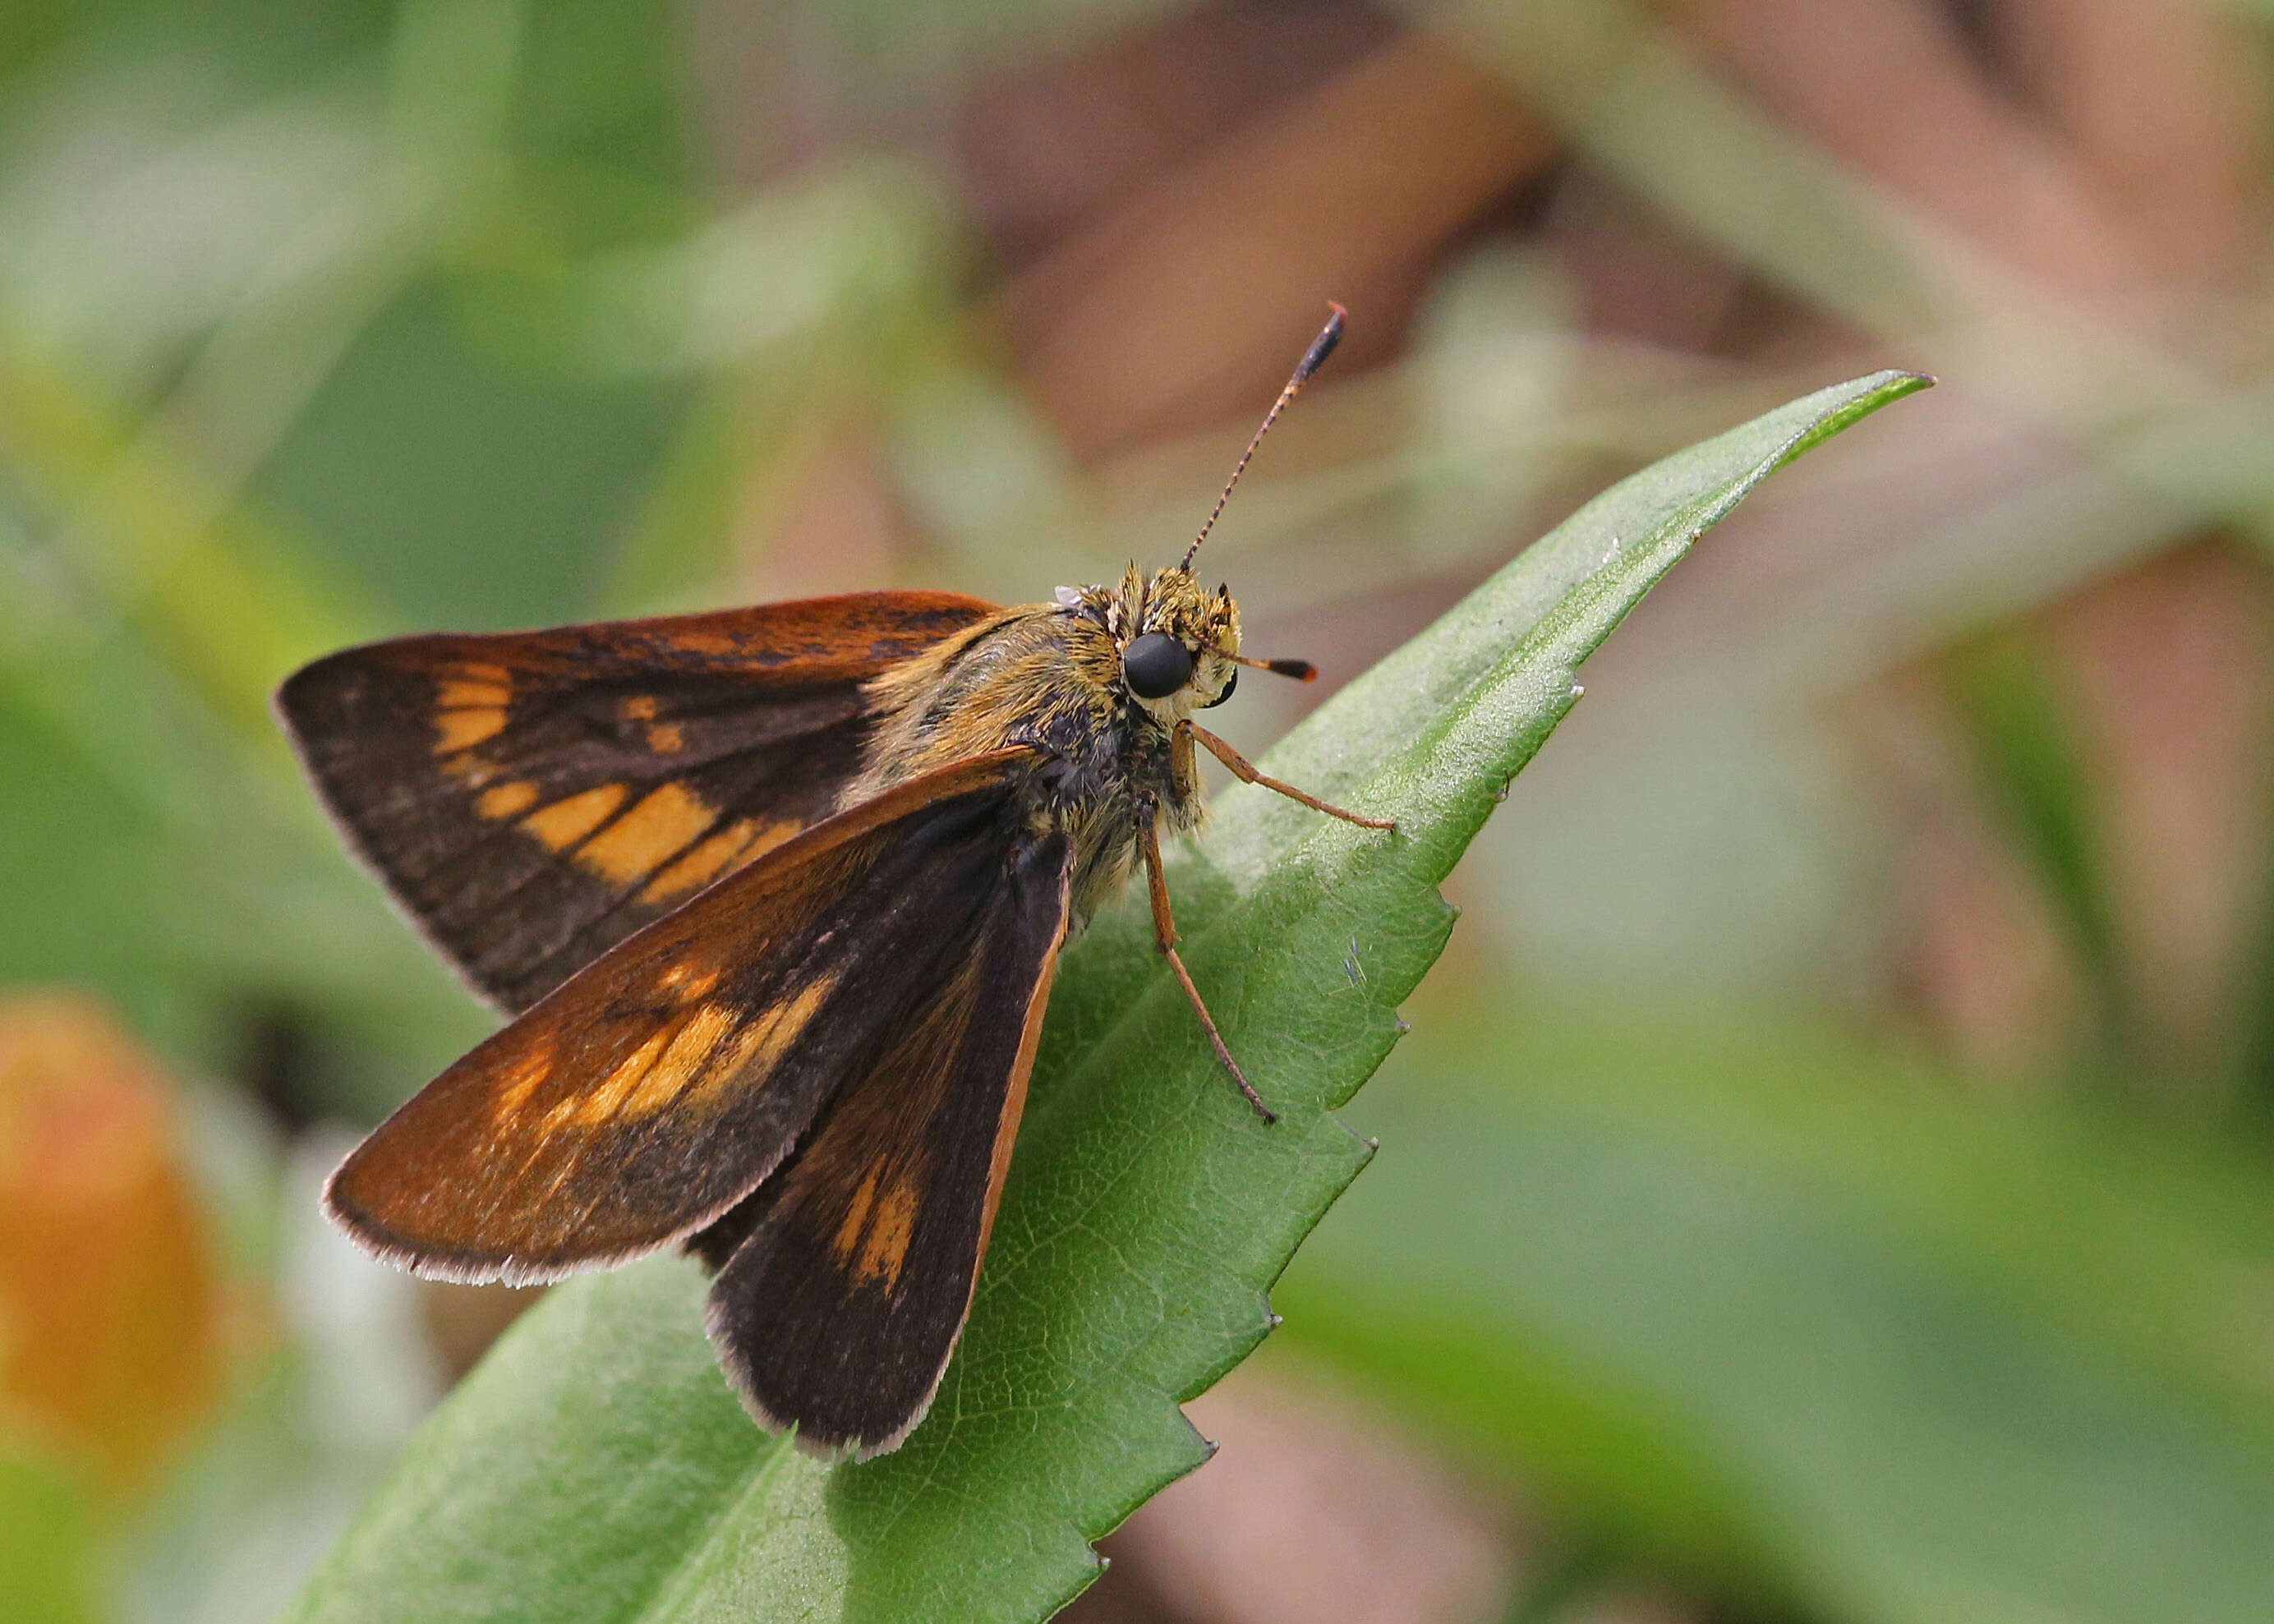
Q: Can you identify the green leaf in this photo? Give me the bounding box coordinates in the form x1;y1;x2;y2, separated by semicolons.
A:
284;369;1928;1624
1277;993;2274;1624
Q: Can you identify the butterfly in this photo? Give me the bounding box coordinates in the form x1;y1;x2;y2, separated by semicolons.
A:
277;306;1392;1457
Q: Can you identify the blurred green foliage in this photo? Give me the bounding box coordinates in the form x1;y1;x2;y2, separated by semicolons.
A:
1284;991;2274;1623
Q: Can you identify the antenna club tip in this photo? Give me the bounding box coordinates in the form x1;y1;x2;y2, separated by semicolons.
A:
1296;306;1346;382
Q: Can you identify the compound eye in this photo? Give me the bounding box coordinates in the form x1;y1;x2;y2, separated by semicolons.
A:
1201;667;1237;708
1122;631;1195;699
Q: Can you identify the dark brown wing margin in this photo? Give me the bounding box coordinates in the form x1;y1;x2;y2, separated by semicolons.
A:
322;748;1046;1286
697;826;1075;1458
277;591;999;1013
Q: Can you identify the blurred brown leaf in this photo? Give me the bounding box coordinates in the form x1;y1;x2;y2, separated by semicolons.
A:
1071;1364;1518;1624
1000;32;1558;458
2044;540;2274;1078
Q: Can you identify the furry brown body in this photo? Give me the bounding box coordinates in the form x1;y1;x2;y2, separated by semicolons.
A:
850;564;1240;926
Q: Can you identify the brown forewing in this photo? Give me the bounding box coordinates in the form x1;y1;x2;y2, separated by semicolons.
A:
322;748;1044;1285
697;824;1073;1457
276;591;999;1013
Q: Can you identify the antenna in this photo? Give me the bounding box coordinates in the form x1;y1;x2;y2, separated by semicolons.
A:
1181;302;1345;571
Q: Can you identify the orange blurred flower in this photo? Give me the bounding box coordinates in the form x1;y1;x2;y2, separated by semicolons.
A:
0;991;232;1499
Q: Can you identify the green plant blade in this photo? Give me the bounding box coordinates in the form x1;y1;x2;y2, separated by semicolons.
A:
284;369;1928;1624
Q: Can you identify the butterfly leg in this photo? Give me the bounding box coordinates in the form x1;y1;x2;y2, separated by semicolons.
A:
1181;722;1397;830
1140;810;1277;1124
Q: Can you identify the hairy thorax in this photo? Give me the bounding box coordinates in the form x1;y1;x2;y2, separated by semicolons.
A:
845;568;1239;923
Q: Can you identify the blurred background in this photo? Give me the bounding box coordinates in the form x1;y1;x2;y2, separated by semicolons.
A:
7;0;2274;1620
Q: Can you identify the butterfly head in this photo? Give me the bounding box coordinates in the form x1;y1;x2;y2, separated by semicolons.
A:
1111;565;1241;717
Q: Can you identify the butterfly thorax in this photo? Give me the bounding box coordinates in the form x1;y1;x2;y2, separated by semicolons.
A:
847;565;1241;922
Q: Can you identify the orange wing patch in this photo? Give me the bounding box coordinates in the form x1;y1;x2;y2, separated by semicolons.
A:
541;1010;718;1131
438;671;510;708
521;784;629;851
511;973;839;1136
657;962;722;997
473;771;804;903
642;817;799;904
476;780;541;820
435;707;507;752
709;977;837;1096
453;707;795;902
576;783;716;885
619;694;684;754
487;1034;557;1120
833;1166;926;1290
433;663;511;754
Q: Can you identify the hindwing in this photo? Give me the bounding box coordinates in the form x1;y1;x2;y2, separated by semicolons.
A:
693;826;1072;1456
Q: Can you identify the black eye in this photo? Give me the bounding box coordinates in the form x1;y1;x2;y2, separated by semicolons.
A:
1122;632;1195;699
1201;668;1237;708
